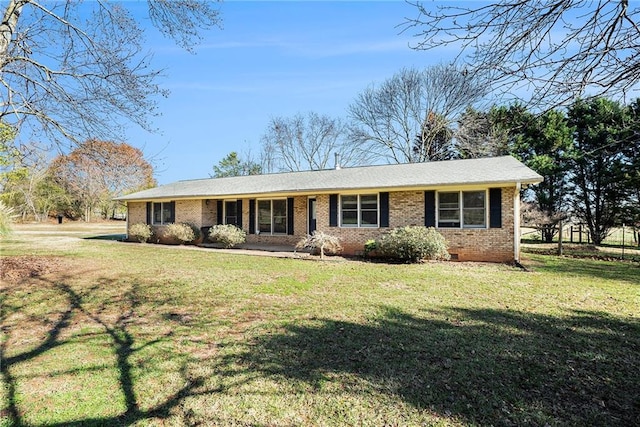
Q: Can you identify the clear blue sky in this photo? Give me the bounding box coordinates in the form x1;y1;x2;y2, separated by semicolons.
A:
127;1;453;184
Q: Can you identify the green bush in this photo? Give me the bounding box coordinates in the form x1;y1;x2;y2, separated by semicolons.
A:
129;223;152;243
165;222;197;244
0;201;16;238
296;231;342;259
208;224;246;248
376;226;450;263
364;239;377;257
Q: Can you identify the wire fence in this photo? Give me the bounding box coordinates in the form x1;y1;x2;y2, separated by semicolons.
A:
524;224;639;245
522;224;640;259
562;224;639;247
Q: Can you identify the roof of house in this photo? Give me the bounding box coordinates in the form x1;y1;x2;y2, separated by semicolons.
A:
116;155;543;201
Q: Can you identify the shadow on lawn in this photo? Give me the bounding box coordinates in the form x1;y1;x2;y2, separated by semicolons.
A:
83;234;126;241
238;307;640;426
0;274;210;427
524;253;640;285
2;268;639;426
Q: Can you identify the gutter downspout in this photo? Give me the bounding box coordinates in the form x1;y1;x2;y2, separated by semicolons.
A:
514;182;521;263
125;202;129;240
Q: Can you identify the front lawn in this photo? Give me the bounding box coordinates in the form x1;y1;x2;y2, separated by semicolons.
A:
1;226;638;426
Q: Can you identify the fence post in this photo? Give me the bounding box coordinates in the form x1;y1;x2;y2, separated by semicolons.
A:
557;220;563;256
622;223;625;260
579;224;583;243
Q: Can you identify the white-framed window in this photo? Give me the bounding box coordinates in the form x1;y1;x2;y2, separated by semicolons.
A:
224;200;239;226
152;202;174;225
437;191;486;228
257;199;287;234
340;194;378;227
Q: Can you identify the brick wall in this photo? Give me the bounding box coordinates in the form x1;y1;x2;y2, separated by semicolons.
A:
438;187;516;262
202;199;216;227
125;186;518;262
389;191;424;227
315;188;516;262
127;202;146;225
175;200;203;227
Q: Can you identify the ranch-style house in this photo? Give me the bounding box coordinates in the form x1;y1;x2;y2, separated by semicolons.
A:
117;156;543;262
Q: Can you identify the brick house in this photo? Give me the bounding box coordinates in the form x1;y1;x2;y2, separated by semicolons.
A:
117;156;542;262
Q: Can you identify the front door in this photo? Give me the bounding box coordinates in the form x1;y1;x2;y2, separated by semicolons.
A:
308;198;317;234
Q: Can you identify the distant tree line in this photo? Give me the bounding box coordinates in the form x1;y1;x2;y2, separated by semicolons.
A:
213;65;640;246
0;137;155;222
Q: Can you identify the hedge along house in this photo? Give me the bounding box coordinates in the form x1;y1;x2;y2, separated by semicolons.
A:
117;156;542;262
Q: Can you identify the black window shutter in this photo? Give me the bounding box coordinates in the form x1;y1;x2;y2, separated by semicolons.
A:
379;192;389;227
216;200;223;225
424;191;436;227
249;199;256;234
329;194;338;227
146;202;152;225
236;200;243;229
168;201;176;223
287;197;294;235
489;188;502;228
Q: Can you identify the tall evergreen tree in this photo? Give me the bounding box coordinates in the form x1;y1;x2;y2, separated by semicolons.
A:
491;105;573;242
568;98;628;245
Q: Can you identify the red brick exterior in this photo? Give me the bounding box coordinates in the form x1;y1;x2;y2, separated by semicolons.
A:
126;186;519;262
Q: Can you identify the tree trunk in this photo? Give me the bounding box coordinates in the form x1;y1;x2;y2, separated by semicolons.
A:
0;1;26;59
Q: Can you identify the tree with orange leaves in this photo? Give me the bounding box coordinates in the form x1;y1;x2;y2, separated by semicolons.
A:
50;139;155;221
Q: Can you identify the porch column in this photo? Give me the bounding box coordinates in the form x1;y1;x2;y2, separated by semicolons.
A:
513;182;521;262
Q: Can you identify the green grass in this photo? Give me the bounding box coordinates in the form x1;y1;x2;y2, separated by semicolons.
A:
1;224;639;426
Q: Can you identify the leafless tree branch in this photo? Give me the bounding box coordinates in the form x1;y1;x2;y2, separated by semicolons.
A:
402;0;640;108
0;0;221;150
348;64;487;163
260;112;372;172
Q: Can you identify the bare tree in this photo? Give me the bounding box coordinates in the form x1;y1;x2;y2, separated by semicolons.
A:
348;64;486;164
403;1;640;107
0;1;221;150
260;112;369;172
455;107;509;159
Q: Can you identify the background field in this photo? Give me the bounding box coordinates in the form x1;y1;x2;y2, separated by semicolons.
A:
1;222;638;426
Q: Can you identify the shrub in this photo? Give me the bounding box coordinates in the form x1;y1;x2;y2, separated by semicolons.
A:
296;231;342;259
165;222;196;244
208;224;246;248
185;223;203;243
364;239;377;257
129;223;152;243
0;201;16;238
376;226;450;263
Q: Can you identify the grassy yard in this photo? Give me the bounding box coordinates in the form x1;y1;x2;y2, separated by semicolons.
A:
1;223;639;426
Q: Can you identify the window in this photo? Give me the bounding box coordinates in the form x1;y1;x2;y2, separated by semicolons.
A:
437;192;460;227
340;194;378;227
463;191;486;227
438;191;486;228
152;202;174;225
257;199;287;234
224;200;238;226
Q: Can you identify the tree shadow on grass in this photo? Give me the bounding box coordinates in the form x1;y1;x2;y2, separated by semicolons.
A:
524;254;640;285
0;273;212;427
238;306;640;426
83;234;126;241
